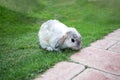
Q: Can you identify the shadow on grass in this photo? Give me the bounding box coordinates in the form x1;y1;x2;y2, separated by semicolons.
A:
0;0;46;16
0;6;45;38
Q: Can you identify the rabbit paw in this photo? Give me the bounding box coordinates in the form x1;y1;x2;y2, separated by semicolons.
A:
46;47;53;51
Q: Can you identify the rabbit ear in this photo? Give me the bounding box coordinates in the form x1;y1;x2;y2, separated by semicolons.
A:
55;34;67;49
66;30;75;38
67;28;80;38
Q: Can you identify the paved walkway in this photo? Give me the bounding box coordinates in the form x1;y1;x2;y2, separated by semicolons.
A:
34;29;120;80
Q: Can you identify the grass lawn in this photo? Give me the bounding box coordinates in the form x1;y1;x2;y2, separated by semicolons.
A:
0;0;120;80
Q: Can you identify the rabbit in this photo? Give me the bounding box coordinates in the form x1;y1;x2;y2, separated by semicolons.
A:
38;20;82;51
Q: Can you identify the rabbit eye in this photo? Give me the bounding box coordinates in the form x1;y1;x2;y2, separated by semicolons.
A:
71;39;75;43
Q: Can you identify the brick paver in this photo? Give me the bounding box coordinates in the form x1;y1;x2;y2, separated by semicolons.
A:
71;47;120;75
73;69;120;80
105;29;120;41
34;62;84;80
34;29;120;80
108;41;120;53
91;39;117;50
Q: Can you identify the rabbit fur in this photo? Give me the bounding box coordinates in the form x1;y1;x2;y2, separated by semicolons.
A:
38;20;82;51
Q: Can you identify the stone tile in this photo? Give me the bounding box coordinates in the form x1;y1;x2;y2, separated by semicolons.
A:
108;41;120;53
73;69;120;80
105;29;120;41
91;39;117;50
34;61;84;80
71;47;120;75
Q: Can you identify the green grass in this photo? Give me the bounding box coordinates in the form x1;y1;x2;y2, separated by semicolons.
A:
0;0;120;80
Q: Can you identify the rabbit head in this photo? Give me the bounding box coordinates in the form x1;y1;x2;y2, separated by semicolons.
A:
65;28;82;50
55;27;82;50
